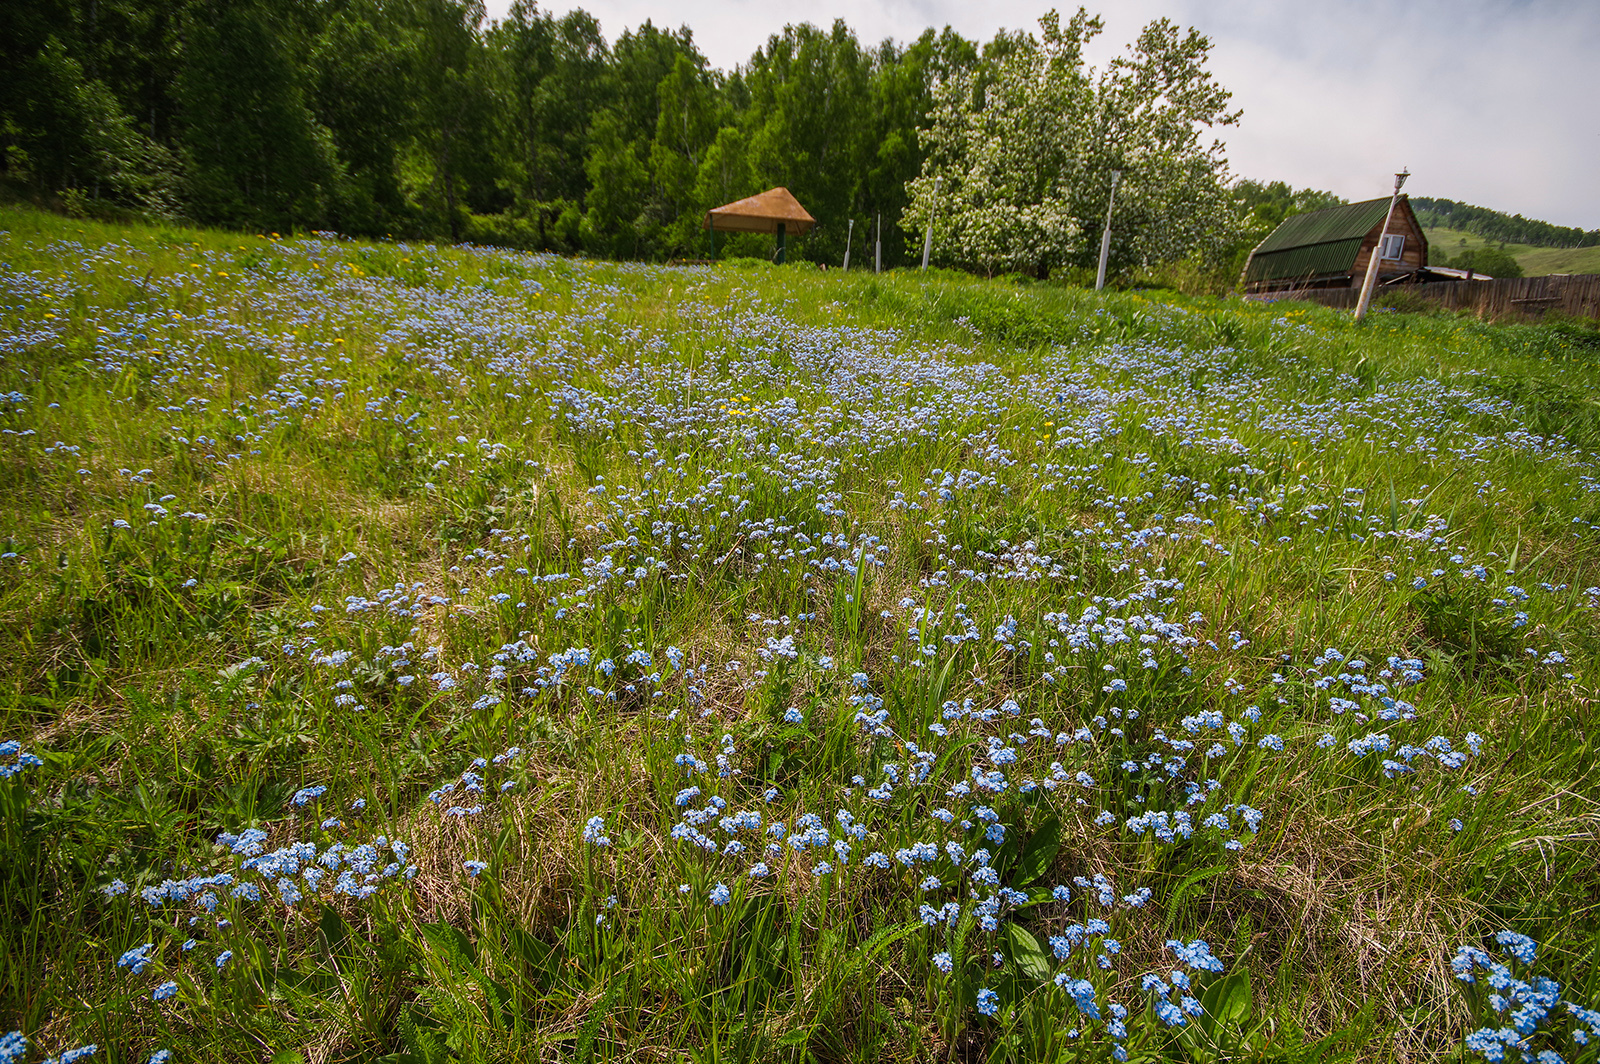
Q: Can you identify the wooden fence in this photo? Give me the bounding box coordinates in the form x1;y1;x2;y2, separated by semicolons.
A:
1244;274;1600;321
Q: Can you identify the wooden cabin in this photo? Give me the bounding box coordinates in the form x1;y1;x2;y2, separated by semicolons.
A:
1241;195;1428;294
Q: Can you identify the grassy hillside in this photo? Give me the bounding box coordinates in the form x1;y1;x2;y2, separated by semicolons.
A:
1425;225;1600;276
1515;244;1600;276
2;205;1599;1063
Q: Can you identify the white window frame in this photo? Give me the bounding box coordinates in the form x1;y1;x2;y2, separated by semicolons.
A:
1380;233;1406;261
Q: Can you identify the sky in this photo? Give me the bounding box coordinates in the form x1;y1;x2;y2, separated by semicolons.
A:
483;0;1600;231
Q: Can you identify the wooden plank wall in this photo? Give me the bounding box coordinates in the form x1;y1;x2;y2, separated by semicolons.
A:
1350;198;1429;278
1243;274;1600;321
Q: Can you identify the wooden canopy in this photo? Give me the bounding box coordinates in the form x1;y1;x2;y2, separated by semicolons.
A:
704;187;815;235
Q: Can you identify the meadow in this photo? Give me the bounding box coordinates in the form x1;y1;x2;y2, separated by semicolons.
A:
1;204;1598;1064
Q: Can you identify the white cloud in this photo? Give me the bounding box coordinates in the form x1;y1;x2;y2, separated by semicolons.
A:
486;0;1600;229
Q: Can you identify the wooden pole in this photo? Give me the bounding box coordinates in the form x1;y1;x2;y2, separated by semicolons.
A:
1095;170;1122;291
843;218;853;270
775;222;786;265
874;213;881;274
708;216;715;259
1355;169;1409;322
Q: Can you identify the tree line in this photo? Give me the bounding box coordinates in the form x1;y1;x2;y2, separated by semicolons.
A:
3;0;1346;283
1411;197;1599;251
3;0;979;267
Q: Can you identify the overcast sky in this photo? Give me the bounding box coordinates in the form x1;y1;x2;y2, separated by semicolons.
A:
484;0;1600;230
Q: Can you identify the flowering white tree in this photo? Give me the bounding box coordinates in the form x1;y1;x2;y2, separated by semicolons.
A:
906;8;1242;279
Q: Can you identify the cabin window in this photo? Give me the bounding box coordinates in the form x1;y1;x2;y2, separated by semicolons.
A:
1380;234;1406;261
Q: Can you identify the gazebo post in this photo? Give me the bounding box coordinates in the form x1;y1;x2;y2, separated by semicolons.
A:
775;222;786;265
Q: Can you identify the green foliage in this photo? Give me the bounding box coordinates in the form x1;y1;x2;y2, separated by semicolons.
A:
648;54;722;254
0;0;986;267
582;109;651;257
1136;180;1346;296
741;20;876;265
406;0;502;238
692;126;752;250
5;37;143;198
1424;226;1600;280
1413;195;1599;250
489;3;610;210
1443;244;1525;279
906;11;1097;277
858;29;979;268
309;0;418;234
1233;180;1345;232
176;0;340;231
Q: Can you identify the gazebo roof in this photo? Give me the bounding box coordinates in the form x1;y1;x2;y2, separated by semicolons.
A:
704;187;815;235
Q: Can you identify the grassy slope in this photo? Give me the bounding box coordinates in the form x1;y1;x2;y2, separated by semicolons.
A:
1424;225;1600;276
1;205;1599;1062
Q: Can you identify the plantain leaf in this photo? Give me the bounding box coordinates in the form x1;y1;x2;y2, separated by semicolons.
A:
1004;922;1052;983
1014;815;1060;887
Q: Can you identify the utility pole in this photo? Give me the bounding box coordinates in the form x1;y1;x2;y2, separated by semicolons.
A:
842;218;853;271
1354;168;1409;322
1095;170;1122;291
921;176;940;271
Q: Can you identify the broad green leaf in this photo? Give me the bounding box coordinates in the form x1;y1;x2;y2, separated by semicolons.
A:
318;903;349;958
1003;922;1052;983
1014;815;1061;886
1200;970;1252;1028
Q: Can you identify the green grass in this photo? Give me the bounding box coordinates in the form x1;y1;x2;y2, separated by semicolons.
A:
1515;244;1600;276
1424;225;1600;276
1;204;1598;1063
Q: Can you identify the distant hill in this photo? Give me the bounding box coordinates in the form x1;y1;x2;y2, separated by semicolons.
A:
1410;197;1599;250
1404;197;1599;277
1424;226;1600;278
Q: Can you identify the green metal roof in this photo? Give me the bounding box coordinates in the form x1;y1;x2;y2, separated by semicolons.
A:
1244;197;1392;284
